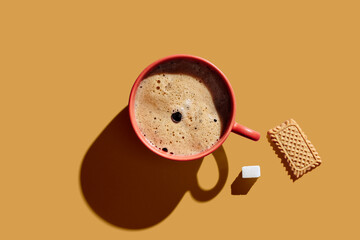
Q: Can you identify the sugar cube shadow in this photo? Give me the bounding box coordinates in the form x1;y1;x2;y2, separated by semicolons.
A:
79;106;228;230
231;171;258;195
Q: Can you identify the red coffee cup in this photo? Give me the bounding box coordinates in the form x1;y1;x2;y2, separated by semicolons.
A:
129;54;260;161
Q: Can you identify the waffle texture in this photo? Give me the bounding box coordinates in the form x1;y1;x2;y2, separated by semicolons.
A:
268;119;321;178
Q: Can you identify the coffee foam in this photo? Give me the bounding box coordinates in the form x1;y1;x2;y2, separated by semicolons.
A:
134;59;231;156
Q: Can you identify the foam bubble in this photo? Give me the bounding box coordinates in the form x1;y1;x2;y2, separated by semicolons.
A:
134;61;231;156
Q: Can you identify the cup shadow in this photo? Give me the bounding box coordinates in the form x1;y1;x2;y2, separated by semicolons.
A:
79;106;228;229
231;171;258;195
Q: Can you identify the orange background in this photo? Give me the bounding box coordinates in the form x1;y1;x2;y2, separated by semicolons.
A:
1;1;359;239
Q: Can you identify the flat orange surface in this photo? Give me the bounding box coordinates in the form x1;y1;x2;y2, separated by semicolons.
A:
1;1;359;239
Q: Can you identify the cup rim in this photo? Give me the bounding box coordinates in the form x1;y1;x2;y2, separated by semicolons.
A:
128;54;236;161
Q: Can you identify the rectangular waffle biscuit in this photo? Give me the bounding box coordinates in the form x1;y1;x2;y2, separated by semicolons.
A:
268;119;321;178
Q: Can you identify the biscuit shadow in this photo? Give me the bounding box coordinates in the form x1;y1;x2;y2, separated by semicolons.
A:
231;171;258;195
79;106;228;230
266;133;297;182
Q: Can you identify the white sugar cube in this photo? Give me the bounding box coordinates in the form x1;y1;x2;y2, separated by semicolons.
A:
242;166;261;178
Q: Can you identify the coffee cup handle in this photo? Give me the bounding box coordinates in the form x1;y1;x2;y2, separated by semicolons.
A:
232;122;261;141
